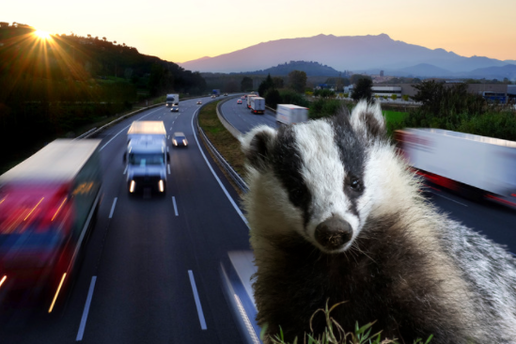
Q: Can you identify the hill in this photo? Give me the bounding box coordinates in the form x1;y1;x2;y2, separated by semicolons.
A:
238;61;345;77
179;34;516;80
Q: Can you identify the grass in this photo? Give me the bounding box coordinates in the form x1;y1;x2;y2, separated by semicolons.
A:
262;300;433;344
197;101;247;191
383;110;408;125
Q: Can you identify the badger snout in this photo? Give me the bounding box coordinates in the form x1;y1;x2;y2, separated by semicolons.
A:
315;216;353;251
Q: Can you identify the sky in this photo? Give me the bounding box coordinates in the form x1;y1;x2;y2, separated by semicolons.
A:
4;0;516;65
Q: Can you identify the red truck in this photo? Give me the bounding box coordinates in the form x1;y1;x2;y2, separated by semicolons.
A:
0;139;102;311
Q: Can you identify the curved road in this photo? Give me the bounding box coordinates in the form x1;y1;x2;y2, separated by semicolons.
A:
220;96;277;135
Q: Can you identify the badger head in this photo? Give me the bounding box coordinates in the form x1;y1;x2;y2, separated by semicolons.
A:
241;101;387;254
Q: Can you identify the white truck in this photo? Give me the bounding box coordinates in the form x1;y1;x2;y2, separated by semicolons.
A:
396;128;516;207
250;96;265;114
276;104;309;125
246;94;258;109
125;121;169;195
165;93;179;107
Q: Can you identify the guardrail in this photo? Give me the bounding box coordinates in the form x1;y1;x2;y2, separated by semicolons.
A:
80;103;164;139
196;97;249;194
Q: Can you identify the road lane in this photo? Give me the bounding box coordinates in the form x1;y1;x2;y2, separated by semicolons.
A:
0;97;252;344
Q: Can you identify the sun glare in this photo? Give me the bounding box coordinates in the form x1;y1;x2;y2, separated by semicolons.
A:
34;30;51;40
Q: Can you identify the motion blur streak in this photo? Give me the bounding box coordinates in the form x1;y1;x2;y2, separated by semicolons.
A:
24;197;44;221
51;197;68;221
0;275;6;289
48;272;67;313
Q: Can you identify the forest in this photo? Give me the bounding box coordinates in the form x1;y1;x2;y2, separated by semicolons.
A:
0;22;207;164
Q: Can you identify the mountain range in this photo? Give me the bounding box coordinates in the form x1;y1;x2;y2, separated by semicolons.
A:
179;34;516;79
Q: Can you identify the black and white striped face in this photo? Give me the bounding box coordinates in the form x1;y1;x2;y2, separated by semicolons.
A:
242;101;386;254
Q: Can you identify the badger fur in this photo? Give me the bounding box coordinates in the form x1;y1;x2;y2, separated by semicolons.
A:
241;100;516;344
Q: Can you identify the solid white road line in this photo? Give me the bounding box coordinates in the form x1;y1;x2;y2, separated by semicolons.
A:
109;198;118;219
432;192;468;207
172;196;178;216
76;276;97;341
168;164;171;175
188;270;207;330
190;109;249;227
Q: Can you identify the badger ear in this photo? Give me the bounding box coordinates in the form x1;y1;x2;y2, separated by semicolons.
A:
350;100;386;142
240;125;277;171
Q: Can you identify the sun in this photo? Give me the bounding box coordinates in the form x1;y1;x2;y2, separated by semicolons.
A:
34;30;51;40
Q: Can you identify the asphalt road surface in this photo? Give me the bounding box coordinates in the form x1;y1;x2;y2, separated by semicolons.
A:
0;97;254;344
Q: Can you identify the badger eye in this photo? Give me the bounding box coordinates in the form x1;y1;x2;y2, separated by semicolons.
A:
347;177;362;191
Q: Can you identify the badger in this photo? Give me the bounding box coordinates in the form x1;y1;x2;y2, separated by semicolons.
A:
240;100;516;344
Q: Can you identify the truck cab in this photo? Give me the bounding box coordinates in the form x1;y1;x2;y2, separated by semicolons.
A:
125;121;168;195
126;136;168;195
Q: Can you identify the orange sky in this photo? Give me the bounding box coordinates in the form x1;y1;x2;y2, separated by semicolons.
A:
4;0;516;64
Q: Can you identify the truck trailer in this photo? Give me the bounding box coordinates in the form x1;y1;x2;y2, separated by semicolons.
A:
250;96;265;114
0;139;102;311
246;94;258;109
276;104;309;125
396;128;516;208
125;121;168;195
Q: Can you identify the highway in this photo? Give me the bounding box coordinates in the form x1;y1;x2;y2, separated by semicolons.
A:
220;96;278;134
1;95;515;344
0;97;253;343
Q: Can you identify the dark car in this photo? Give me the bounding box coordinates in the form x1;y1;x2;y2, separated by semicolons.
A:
197;100;202;105
172;132;188;147
170;105;179;112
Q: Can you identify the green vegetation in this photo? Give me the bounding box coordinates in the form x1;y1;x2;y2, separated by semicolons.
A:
197;101;246;182
288;70;308;93
0;23;207;166
262;302;433;344
389;80;516;141
309;99;346;119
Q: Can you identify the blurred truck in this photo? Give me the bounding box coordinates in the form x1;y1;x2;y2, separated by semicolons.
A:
0;139;102;311
250;96;265;114
166;93;179;107
395;128;516;207
212;89;221;97
276;104;309;125
125;121;168;195
246;94;259;109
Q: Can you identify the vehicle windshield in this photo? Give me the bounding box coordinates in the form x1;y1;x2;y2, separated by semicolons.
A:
128;153;164;166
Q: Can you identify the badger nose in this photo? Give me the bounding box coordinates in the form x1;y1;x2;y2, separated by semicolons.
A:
315;216;353;250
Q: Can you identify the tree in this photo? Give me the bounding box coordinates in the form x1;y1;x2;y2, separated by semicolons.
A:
272;76;284;89
258;73;274;97
350;74;371;85
351;78;373;102
288;70;307;93
240;76;253;92
265;89;282;109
